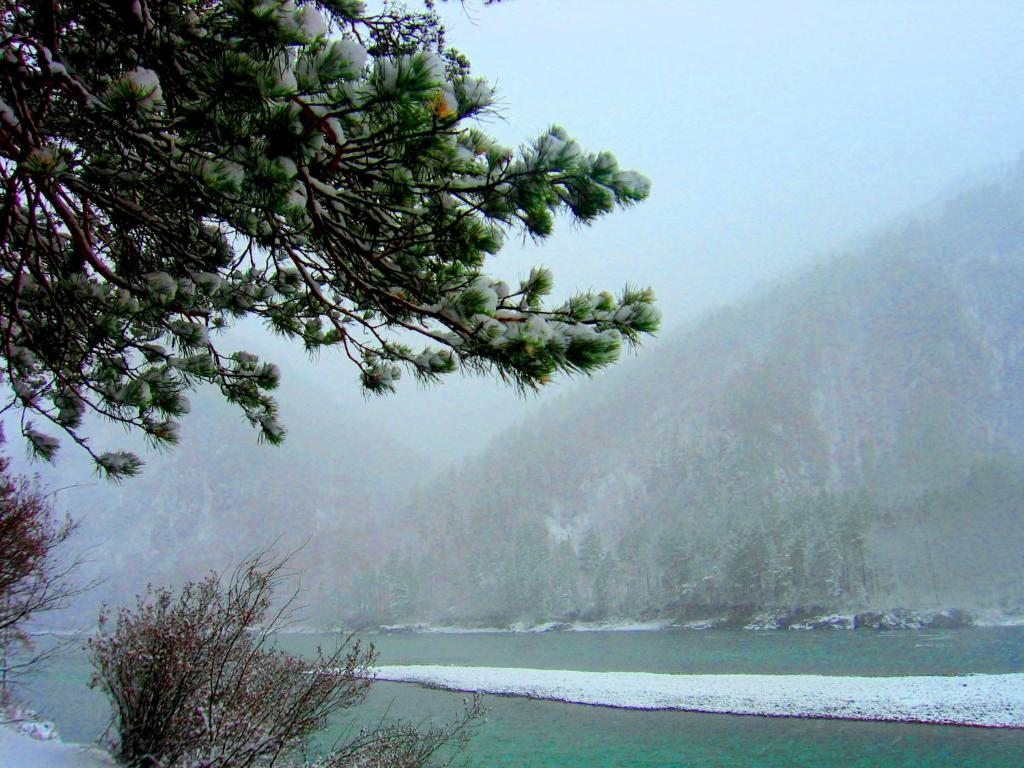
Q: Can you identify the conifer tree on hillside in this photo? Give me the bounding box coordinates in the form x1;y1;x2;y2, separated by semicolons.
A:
0;0;659;478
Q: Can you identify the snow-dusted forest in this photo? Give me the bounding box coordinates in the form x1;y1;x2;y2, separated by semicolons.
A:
336;164;1024;628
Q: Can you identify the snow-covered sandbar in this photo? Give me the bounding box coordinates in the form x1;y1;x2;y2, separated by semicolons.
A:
373;666;1024;728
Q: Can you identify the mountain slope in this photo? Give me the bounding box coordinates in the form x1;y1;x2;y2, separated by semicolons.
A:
354;162;1024;626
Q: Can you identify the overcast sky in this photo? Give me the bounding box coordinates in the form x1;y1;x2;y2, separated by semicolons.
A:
18;0;1024;476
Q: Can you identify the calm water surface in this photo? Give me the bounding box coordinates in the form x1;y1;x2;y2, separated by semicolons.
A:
20;628;1024;767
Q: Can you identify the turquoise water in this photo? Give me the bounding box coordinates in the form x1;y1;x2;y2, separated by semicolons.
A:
285;626;1024;676
18;628;1024;767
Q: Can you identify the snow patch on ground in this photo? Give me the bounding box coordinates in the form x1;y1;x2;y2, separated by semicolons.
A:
680;619;720;630
373;666;1024;728
379;623;510;634
567;620;673;632
378;619;673;634
745;613;856;631
973;611;1024;627
1;715;115;768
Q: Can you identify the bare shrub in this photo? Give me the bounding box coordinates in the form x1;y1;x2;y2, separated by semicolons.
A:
88;553;479;767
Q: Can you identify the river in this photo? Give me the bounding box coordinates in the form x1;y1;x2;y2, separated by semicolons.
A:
18;627;1024;767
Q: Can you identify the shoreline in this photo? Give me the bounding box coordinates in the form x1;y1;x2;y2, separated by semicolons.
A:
31;609;1024;638
368;609;1024;635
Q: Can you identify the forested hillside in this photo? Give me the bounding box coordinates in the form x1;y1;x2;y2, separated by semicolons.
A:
349;164;1024;627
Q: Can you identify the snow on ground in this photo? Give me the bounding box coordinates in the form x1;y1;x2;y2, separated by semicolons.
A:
373;666;1024;728
973;611;1024;627
0;718;115;768
377;619;673;634
379;623;510;634
679;619;719;630
567;620;673;632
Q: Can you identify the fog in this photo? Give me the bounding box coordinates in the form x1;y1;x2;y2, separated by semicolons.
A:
101;1;1024;465
303;0;1024;464
8;0;1024;627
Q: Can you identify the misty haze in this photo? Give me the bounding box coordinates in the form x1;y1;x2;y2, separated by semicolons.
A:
2;2;1023;767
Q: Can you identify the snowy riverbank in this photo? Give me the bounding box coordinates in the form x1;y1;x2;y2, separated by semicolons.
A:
377;619;674;634
0;715;115;768
373;608;1024;634
36;609;1024;638
373;666;1024;728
